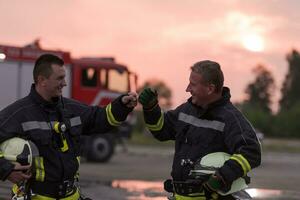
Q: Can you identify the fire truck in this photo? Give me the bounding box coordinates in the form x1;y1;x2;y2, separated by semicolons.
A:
0;41;137;162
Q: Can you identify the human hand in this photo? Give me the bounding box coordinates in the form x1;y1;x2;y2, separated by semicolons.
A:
7;163;31;184
203;171;228;194
138;88;158;110
122;92;138;108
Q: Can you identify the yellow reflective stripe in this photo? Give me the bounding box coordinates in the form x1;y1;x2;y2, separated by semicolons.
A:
35;157;45;182
53;121;60;133
75;156;80;179
105;103;121;126
60;134;69;152
230;154;251;175
175;193;205;200
211;192;219;200
12;184;19;194
0;151;3;158
31;188;80;200
146;111;164;131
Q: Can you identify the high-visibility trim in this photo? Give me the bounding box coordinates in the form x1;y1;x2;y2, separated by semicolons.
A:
76;156;80;164
74;156;80;179
35;157;45;182
178;112;225;132
12;184;19;195
146;111;164;131
31;188;80;200
105;103;121;126
230;154;251;175
53;121;60;133
0;151;3;158
70;116;81;127
21;117;82;132
175;193;205;200
22;121;50;131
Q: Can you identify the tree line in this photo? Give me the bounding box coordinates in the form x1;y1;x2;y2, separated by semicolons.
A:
136;50;300;138
237;49;300;138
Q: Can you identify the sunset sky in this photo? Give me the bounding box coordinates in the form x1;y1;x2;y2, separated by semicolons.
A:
1;0;299;109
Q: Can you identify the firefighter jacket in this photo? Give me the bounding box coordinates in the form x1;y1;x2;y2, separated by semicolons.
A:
0;85;133;185
143;87;261;185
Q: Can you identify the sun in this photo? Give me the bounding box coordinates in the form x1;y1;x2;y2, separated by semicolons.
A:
242;34;265;52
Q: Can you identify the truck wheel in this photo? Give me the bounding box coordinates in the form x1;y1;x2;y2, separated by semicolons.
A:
86;134;115;163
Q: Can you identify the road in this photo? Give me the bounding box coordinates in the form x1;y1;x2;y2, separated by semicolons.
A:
1;145;300;199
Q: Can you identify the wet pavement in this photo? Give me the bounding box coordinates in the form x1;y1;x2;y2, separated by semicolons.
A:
1;144;300;199
70;180;300;200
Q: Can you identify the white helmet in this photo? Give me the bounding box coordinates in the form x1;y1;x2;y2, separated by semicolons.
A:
189;152;248;196
0;137;39;166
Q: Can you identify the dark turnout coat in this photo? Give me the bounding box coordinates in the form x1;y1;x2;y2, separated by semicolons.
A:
143;87;261;185
0;85;132;196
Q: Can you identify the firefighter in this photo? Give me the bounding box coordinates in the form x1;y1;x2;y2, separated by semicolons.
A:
0;54;137;200
138;60;261;200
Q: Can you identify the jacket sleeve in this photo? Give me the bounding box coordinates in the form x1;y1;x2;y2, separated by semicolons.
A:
218;109;262;185
143;104;180;141
80;95;134;135
0;111;18;181
0;154;15;181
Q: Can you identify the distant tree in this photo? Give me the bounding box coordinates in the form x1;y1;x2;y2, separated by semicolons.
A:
236;65;275;136
244;65;275;114
273;102;300;138
138;79;172;109
279;49;300;111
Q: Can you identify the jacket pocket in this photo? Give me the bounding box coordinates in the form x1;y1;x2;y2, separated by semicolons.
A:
190;127;218;147
28;131;52;145
69;126;81;137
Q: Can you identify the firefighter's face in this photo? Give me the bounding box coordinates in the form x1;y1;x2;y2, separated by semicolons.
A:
43;64;67;98
186;71;213;107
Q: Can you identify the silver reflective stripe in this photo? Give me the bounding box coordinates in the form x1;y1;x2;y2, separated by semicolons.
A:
70;116;81;127
21;117;82;131
178;112;225;132
22;121;50;132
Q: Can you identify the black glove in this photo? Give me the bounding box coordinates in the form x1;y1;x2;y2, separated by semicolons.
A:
138;88;158;110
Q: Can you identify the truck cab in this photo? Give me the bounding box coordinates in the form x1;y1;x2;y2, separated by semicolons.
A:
0;42;137;163
71;57;137;162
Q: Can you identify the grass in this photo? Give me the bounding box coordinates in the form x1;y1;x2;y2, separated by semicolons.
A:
129;131;300;153
128;130;174;147
261;138;300;153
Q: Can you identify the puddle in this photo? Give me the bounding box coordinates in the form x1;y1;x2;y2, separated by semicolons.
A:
111;180;300;200
112;180;166;200
247;188;300;199
3;180;298;200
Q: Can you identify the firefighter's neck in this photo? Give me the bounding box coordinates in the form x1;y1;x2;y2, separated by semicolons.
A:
35;85;54;102
200;92;222;108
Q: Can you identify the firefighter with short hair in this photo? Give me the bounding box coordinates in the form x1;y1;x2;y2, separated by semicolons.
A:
0;54;137;200
138;60;261;200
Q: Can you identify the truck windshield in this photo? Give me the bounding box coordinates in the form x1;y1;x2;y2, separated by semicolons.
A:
107;69;129;93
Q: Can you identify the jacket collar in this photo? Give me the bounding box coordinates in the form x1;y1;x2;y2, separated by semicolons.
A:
29;84;61;109
187;87;231;116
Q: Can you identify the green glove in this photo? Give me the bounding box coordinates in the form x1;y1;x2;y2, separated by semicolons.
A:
204;174;223;192
138;88;158;110
203;172;228;193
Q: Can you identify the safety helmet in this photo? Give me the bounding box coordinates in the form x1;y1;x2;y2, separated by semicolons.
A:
189;152;248;196
0;137;39;166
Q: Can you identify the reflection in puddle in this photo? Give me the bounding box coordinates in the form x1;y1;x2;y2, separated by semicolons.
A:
112;180;300;200
112;180;166;200
247;188;282;198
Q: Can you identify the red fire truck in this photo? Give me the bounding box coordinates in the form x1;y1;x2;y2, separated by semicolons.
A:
0;41;137;162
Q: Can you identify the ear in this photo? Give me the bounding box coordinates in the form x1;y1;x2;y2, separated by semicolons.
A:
207;84;216;95
37;75;47;87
